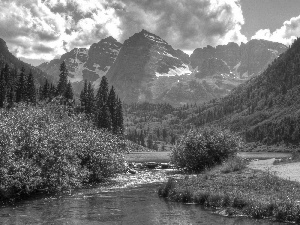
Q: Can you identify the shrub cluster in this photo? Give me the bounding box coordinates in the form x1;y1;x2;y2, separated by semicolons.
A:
158;165;300;223
0;104;126;201
171;127;242;172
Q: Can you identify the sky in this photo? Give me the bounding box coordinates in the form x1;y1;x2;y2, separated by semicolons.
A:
0;0;300;66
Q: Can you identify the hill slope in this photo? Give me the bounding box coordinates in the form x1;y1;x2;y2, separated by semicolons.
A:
0;38;52;85
190;38;300;145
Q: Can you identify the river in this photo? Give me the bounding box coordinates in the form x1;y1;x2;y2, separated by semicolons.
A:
0;169;287;225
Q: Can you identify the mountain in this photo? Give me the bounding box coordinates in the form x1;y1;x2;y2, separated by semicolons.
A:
106;29;193;104
38;36;122;93
0;38;51;85
106;30;287;105
38;30;287;106
190;39;287;79
188;37;300;146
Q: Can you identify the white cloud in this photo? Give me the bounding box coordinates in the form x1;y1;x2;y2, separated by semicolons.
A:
0;0;122;63
252;15;300;46
0;0;247;64
115;0;247;50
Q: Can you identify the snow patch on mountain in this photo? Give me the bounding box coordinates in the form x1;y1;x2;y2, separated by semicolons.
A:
93;66;111;88
143;32;167;45
68;62;85;83
163;51;177;59
155;64;191;77
268;49;279;55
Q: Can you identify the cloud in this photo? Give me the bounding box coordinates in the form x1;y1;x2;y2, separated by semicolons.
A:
252;15;300;46
33;44;54;53
115;0;247;50
0;0;247;65
0;0;121;64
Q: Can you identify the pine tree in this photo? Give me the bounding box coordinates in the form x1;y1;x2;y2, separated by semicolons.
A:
49;84;56;99
108;86;117;132
0;69;6;108
26;71;36;104
2;64;10;88
86;82;95;114
97;104;111;130
16;67;26;103
80;80;88;110
7;87;15;108
64;81;73;100
96;76;109;109
56;61;68;96
41;79;50;101
115;97;124;134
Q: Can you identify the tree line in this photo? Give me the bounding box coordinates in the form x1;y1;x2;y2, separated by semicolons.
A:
0;61;123;134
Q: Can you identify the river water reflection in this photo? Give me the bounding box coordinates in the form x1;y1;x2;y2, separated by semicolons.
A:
0;169;287;225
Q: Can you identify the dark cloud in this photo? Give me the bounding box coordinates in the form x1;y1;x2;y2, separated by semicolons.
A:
32;44;54;53
37;31;60;41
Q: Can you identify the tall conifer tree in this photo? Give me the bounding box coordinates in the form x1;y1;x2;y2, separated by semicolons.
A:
0;69;6;108
86;82;95;114
41;79;49;100
97;104;111;130
80;80;88;110
108;86;117;131
26;71;36;104
56;61;68;96
7;87;14;108
115;98;124;134
16;67;26;103
96;76;108;109
64;81;73;100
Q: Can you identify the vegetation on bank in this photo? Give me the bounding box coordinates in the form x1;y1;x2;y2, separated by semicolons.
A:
159;163;300;223
0;103;126;202
158;127;300;223
171;127;242;172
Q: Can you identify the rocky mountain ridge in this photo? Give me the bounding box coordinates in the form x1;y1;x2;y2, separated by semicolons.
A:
37;30;287;106
38;36;122;93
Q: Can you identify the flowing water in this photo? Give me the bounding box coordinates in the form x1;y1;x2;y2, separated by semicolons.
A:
0;169;287;225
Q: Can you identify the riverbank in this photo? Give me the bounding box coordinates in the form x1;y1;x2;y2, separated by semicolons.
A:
158;158;300;223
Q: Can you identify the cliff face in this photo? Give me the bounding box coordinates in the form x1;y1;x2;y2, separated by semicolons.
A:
191;39;287;79
106;29;191;103
38;37;122;93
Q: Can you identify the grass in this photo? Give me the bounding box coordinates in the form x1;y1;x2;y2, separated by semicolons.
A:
158;158;300;223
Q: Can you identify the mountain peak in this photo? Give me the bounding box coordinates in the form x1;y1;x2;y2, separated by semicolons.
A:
129;29;168;45
100;36;119;44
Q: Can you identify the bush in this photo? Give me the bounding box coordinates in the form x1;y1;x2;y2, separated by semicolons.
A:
171;127;242;172
221;157;247;173
0;104;126;201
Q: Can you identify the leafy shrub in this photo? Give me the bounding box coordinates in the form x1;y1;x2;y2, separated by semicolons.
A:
0;104;126;201
171;127;242;172
221;157;247;173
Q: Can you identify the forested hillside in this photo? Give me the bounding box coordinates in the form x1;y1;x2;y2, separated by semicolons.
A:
186;38;300;146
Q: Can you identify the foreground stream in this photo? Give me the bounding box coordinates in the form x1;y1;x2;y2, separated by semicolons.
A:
0;169;287;225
